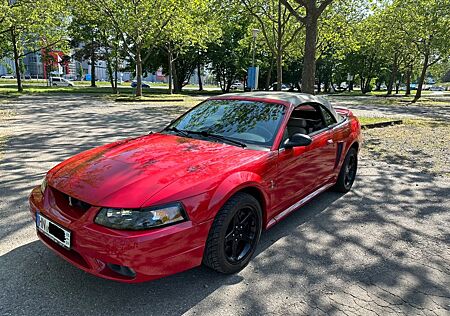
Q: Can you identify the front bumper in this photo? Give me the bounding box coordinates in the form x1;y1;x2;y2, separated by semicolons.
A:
29;186;212;283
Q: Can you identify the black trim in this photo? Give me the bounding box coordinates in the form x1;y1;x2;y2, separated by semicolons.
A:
335;142;344;169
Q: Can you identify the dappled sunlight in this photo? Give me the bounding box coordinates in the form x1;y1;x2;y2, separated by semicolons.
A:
0;95;449;314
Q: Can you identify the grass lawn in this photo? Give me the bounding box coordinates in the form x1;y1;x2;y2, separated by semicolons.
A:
0;84;220;97
358;117;400;125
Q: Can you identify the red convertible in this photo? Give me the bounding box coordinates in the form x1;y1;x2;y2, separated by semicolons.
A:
29;92;361;283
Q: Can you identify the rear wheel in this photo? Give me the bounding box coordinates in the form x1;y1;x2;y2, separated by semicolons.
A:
333;147;358;193
203;192;262;274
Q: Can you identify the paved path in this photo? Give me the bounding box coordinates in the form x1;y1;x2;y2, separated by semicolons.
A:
328;95;450;121
1;95;449;315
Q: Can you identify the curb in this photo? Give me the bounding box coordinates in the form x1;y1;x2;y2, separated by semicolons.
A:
362;120;403;129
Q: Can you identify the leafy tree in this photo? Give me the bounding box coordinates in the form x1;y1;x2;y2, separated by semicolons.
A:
1;0;69;92
393;0;450;102
81;0;180;96
158;0;220;93
206;3;252;92
69;4;124;93
240;0;303;91
280;0;335;94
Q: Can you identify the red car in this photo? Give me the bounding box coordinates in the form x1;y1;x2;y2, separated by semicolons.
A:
29;92;361;283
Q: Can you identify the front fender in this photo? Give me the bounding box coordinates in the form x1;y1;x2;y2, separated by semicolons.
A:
206;171;269;222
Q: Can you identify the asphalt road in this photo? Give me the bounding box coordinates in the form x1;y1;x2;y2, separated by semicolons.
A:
1;95;449;315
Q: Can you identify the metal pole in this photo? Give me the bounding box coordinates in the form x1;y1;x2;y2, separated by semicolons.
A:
252;36;256;69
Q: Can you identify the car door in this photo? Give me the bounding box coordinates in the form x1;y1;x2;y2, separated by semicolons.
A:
270;103;337;215
313;105;338;185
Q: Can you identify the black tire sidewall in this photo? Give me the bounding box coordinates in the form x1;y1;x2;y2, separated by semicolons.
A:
335;147;358;192
205;193;262;274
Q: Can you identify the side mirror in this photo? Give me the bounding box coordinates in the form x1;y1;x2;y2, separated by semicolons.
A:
284;133;312;148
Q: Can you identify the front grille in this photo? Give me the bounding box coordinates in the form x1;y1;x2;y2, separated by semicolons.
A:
68;195;91;212
50;187;92;220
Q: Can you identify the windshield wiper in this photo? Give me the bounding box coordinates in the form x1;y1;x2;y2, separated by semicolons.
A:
165;127;247;148
164;126;190;138
188;130;247;148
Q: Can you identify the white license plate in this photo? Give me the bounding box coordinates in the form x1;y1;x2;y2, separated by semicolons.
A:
36;213;71;249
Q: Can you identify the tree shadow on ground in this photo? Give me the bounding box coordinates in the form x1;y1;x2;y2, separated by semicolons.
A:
1;95;449;315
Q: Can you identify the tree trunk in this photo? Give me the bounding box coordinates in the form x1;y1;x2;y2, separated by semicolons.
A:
276;0;283;91
114;53;118;94
405;64;412;96
225;79;232;93
413;53;428;103
90;47;96;88
11;28;23;93
172;61;181;93
301;14;318;94
105;54;116;94
365;78;372;93
375;81;381;91
168;44;173;95
197;62;203;91
348;79;354;91
135;46;143;97
387;53;398;95
265;58;274;91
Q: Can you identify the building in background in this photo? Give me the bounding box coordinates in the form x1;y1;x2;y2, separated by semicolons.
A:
0;58;15;76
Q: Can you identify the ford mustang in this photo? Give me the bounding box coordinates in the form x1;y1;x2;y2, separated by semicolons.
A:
29;92;361;283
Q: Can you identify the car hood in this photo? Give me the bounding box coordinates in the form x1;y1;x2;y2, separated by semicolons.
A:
47;133;265;208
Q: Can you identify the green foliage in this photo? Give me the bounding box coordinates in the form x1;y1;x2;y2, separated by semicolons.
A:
206;2;253;92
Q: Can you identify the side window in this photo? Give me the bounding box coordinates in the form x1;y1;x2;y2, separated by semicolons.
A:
53;78;60;82
320;106;336;126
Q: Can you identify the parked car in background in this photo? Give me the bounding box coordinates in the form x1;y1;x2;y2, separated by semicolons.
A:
29;92;362;283
271;82;291;91
0;74;14;79
430;86;445;91
51;77;74;87
131;81;150;88
230;81;244;90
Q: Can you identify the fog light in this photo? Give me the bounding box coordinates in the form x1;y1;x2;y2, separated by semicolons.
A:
107;263;136;278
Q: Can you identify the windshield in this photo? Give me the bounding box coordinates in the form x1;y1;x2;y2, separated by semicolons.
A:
166;99;286;148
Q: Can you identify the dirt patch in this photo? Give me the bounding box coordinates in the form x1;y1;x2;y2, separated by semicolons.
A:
362;119;450;177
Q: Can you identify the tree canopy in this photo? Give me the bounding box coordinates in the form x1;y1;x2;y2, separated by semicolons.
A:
1;0;449;99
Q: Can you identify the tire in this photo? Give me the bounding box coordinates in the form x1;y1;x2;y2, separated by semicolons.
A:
203;192;262;274
333;147;358;193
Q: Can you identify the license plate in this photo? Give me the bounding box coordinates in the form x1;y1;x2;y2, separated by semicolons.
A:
36;213;71;249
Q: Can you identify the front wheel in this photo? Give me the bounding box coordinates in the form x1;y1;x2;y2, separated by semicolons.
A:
333;147;358;193
203;192;262;274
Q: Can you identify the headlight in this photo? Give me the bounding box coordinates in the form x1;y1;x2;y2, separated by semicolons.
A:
40;177;48;193
94;203;187;230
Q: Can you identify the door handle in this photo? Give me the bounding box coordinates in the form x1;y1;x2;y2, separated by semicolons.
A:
327;139;334;144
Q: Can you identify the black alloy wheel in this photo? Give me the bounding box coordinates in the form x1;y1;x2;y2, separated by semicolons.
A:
224;207;258;264
333;147;358;193
344;152;357;188
203;192;262;274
